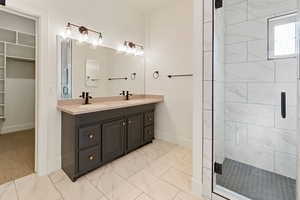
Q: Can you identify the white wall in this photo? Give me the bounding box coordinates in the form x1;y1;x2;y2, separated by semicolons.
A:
1;60;35;134
145;0;193;147
8;0;146;173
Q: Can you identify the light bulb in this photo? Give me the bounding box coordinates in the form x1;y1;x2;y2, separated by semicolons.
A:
118;45;126;52
61;32;67;39
92;40;98;47
132;47;137;55
66;27;71;37
125;46;131;54
135;49;144;56
78;33;88;43
83;34;88;41
134;50;140;56
97;37;103;45
78;35;84;43
61;24;72;39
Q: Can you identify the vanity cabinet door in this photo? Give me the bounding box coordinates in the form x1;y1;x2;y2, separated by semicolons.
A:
102;119;125;163
144;125;154;144
127;114;143;152
144;111;154;126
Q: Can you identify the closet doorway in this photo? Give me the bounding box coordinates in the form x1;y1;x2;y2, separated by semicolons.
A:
0;9;36;184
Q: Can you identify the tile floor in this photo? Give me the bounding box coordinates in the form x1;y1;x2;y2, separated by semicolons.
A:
0;140;202;200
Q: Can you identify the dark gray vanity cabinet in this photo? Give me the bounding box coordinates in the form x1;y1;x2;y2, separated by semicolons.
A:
102;119;125;163
61;103;155;181
126;114;143;152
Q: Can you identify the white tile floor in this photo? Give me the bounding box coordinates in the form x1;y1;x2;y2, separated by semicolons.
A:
0;140;202;200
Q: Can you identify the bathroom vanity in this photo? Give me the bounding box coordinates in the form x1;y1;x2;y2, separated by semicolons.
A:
58;95;163;181
56;35;160;181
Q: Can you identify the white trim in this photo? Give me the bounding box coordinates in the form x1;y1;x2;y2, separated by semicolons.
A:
2;3;49;176
0;122;34;134
192;0;204;198
192;177;202;197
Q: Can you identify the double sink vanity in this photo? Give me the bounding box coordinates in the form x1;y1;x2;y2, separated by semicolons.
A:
56;36;162;181
57;95;163;181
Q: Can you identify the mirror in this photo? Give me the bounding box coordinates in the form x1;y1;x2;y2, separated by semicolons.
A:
57;36;145;99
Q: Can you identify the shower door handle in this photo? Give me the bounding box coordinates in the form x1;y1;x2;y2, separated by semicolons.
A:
281;92;286;119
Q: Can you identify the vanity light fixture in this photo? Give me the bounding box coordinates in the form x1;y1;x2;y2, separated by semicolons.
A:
61;22;103;47
118;41;144;56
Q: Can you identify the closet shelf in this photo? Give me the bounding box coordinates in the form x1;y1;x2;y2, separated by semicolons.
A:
3;41;35;49
6;55;35;62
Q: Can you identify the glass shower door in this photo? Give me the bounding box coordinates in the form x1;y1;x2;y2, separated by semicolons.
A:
212;0;298;200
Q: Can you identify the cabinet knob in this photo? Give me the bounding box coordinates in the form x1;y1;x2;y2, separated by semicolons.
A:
89;134;94;139
122;122;126;126
128;120;132;124
89;155;95;161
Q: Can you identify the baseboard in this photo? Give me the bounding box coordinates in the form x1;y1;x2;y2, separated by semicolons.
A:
0;122;34;134
155;130;192;148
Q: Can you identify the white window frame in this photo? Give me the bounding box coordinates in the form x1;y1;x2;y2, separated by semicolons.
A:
267;12;297;60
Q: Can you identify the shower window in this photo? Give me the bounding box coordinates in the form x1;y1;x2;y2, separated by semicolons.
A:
268;13;297;59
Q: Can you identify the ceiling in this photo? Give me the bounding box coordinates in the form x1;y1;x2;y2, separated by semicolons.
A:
125;0;176;14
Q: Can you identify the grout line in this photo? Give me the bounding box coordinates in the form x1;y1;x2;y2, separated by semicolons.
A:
171;190;181;200
87;175;110;200
134;193;155;200
48;174;65;200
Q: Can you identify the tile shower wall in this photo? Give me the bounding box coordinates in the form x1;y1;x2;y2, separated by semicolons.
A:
223;0;297;178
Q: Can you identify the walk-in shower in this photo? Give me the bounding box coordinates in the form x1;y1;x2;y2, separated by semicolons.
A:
212;0;299;200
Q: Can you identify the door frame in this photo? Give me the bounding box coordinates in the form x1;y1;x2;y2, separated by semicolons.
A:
0;3;49;175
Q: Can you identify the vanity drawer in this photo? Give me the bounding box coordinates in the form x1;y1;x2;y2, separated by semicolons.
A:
144;111;154;126
78;146;100;172
144;125;154;143
79;125;100;150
